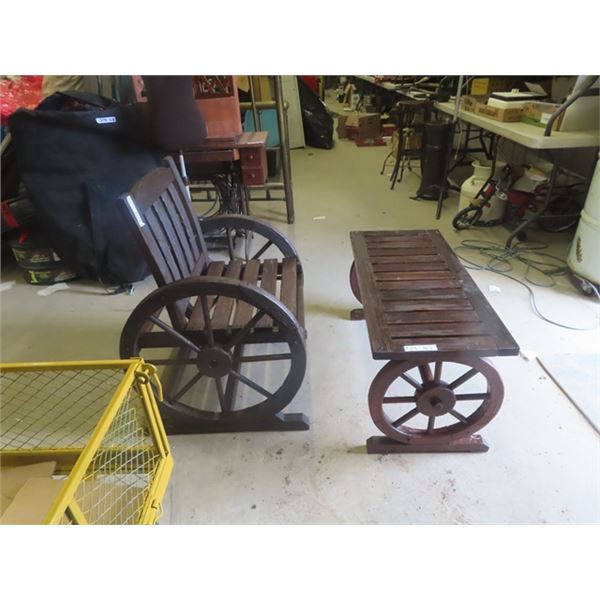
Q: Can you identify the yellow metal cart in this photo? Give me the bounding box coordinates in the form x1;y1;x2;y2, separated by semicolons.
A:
0;359;173;525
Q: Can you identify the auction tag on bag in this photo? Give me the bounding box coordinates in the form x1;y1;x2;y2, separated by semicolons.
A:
96;116;117;124
403;344;438;352
126;195;145;227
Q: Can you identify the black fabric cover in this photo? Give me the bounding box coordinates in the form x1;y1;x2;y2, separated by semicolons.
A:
8;92;160;284
297;77;333;150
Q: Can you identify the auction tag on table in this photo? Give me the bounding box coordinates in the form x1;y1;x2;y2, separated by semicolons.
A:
403;344;438;352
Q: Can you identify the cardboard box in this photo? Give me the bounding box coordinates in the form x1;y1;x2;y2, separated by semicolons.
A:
521;101;565;131
391;130;422;157
474;101;523;122
470;77;514;96
338;113;381;140
462;95;487;113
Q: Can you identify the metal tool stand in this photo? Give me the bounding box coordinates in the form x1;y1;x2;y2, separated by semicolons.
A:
388;100;430;190
446;122;494;173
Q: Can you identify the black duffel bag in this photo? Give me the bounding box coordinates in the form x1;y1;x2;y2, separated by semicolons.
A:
8;91;160;285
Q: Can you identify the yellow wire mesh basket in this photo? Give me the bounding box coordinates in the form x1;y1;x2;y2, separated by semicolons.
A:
0;359;173;525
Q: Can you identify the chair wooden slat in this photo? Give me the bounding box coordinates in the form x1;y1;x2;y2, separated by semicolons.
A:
280;258;297;317
187;261;226;331
257;259;278;328
232;260;261;328
211;259;243;329
153;197;191;279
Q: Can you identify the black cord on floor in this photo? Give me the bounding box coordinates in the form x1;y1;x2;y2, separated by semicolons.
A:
453;239;599;331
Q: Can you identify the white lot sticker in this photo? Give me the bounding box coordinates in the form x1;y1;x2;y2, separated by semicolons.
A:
404;344;438;352
96;116;116;124
126;195;145;227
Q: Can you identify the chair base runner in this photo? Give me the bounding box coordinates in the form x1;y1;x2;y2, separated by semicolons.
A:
366;435;489;454
158;403;310;434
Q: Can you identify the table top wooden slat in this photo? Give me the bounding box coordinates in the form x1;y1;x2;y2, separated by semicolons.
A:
350;230;520;360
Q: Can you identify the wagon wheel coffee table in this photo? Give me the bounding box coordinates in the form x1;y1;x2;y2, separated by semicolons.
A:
349;230;519;453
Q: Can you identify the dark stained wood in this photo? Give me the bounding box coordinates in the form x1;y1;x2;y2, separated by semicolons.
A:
280;258;298;317
374;271;456;281
367;435;489;453
369;250;446;266
382;299;474;312
351;229;517;454
258;259;278;328
350;230;519;359
211;260;243;328
373;262;448;271
378;288;467;300
376;280;463;290
232;260;261;328
388;322;489;337
119;156;307;435
367;248;440;257
384;311;480;324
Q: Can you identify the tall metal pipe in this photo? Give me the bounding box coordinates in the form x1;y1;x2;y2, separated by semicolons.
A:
274;76;295;223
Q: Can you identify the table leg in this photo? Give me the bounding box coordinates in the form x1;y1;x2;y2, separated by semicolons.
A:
349;261;364;320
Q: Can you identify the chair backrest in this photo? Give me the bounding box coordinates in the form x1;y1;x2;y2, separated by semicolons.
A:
120;156;210;325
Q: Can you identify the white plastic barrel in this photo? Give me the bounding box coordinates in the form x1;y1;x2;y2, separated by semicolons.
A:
567;155;600;284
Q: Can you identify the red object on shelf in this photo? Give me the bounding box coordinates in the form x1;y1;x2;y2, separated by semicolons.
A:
0;76;43;124
299;76;318;94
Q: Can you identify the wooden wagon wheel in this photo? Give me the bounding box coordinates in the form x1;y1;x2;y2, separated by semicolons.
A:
120;277;306;431
201;215;302;268
368;357;503;445
349;261;362;303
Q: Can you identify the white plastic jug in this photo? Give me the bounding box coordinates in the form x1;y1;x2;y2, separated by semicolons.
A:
458;159;507;222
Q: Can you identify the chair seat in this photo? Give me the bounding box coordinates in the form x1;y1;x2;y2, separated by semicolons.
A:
186;257;302;332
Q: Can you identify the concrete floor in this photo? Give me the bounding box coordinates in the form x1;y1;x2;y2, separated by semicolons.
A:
1;115;599;524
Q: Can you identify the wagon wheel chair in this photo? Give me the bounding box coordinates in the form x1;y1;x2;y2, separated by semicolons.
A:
119;156;308;434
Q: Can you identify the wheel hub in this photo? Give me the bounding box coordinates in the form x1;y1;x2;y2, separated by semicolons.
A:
196;347;232;377
416;383;456;417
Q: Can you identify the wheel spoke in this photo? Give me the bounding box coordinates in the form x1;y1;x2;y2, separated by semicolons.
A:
455;392;490;401
434;361;443;382
148;315;202;353
418;363;433;383
399;372;422;390
448;368;478;390
170;370;204;404
449;409;469;424
200;295;215;346
251;240;273;261
215;377;229;411
427;415;436;434
226;227;235;261
244;232;252;261
382;396;417;404
228;369;272;398
240;353;292;363
224;309;266;350
392;407;419;427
